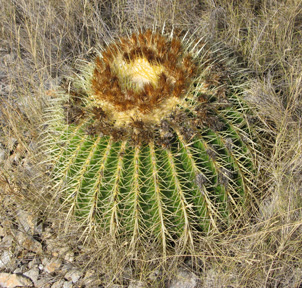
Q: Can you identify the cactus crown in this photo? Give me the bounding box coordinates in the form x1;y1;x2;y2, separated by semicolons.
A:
45;29;258;252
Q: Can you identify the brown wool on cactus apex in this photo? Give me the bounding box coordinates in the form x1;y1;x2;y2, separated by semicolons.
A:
66;29;228;145
91;30;195;118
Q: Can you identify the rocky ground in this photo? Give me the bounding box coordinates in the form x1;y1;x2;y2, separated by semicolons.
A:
0;197;200;287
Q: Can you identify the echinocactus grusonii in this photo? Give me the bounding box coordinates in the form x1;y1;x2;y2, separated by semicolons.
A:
44;28;258;253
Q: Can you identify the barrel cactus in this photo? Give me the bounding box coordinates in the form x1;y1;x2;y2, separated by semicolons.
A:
44;29;257;252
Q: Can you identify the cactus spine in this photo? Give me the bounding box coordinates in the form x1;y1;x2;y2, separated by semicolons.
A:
44;29;257;252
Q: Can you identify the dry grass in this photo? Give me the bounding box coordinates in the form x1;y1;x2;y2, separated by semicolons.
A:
1;0;302;286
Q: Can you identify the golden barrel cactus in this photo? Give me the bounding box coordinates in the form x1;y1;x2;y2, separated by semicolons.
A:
44;29;258;252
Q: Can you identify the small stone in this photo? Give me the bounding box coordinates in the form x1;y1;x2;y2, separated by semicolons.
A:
1;235;14;248
123;265;133;279
44;257;62;273
24;267;40;285
64;269;82;283
168;269;200;288
16;210;37;234
17;232;42;253
64;251;74;262
61;263;73;274
51;279;65;288
36;277;52;288
0;149;5;163
62;281;73;288
128;280;146;288
28;258;41;269
13;268;22;274
59;247;74;262
0;250;13;269
0;272;34;287
82;269;96;285
34;223;43;234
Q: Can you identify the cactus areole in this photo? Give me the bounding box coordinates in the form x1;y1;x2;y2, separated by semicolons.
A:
47;30;257;251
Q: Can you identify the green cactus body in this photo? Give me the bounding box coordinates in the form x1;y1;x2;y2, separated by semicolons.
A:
45;29;257;251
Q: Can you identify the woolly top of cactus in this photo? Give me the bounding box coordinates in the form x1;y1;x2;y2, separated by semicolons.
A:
65;30;229;145
90;30;196;127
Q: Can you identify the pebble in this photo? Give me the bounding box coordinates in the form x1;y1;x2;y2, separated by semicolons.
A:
168;269;200;288
63;251;74;262
28;258;41;269
0;148;5;163
16;232;43;254
63;281;73;288
0;272;34;287
0;250;13;269
24;267;40;285
16;210;37;234
128;280;146;288
64;268;82;283
1;235;14;248
43;257;62;273
13;268;22;274
36;277;52;288
82;269;97;286
51;279;65;288
61;263;74;274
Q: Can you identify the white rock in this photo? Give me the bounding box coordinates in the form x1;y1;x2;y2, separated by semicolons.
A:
61;263;73;274
16;210;37;234
0;250;13;269
82;269;97;285
64;268;82;283
36;277;52;288
1;235;14;248
0;149;5;162
13;268;22;274
43;257;62;273
0;272;33;287
51;279;65;288
63;251;74;263
16;232;42;253
28;258;40;269
128;280;146;288
63;281;73;288
34;223;43;234
168;269;200;288
24;267;40;285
